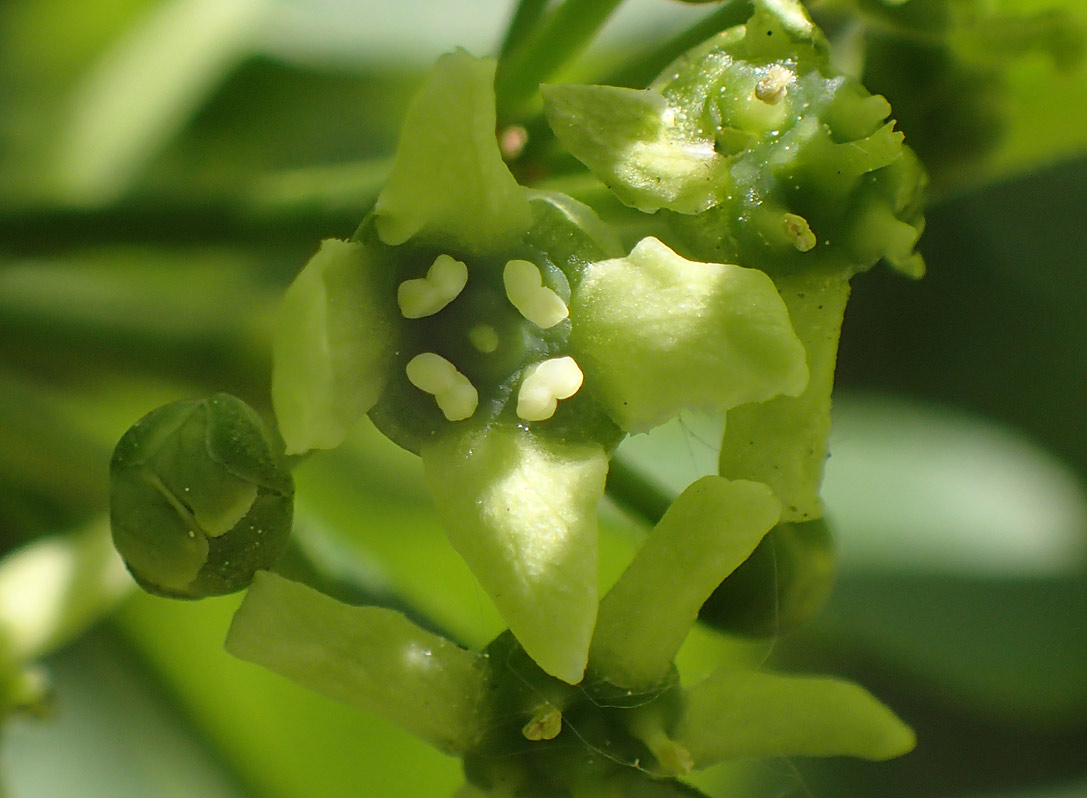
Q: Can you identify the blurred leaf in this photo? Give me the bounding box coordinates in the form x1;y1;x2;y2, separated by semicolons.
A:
115;591;464;798
49;0;267;205
837;158;1087;481
3;628;245;798
822;394;1087;576
813;573;1087;723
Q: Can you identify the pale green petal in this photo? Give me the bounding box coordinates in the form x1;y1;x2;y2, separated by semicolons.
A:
570;236;808;433
675;668;916;765
422;425;607;684
226;571;487;755
590;477;780;689
373;49;531;254
271;239;397;454
542;83;725;214
719;275;850;521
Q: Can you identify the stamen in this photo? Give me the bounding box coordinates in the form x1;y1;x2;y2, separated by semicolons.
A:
405;352;478;421
503;259;569;329
516;356;583;421
755;65;792;105
398;254;468;318
522;707;563;741
468;324;499;354
782;212;817;252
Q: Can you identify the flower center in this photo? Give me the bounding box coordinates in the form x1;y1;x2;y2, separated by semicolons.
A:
372;245;590;445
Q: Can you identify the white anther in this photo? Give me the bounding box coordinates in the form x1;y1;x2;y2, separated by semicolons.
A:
405;352;478;421
755;64;793;105
782;212;817;252
469;324;499;354
397;254;468;318
503;259;569;329
516;356;583;421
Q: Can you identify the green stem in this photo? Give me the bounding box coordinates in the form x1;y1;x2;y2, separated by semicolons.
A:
495;0;627;122
498;0;552;59
602;0;754;88
0;200;356;257
604;455;674;526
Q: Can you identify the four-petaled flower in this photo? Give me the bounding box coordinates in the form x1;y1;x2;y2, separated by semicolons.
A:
271;50;808;683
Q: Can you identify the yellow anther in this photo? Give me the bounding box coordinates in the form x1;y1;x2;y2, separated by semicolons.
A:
522;707;563;741
783;212;817;252
405;352;478;421
397;254;468;318
503;259;569;329
516;356;583;421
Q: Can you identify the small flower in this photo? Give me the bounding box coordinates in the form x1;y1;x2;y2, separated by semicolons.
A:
272;50;808;683
543;0;928;522
110;394;294;598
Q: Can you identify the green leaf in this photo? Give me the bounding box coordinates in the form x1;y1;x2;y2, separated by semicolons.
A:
569;236;808;433
590;476;780;689
373;49;531;254
421;424;608;684
271;239;398;455
49;0;266;205
674;668;915;764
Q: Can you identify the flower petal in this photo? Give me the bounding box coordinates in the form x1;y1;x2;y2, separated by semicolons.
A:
373;49;531;254
422;424;607;684
569;236;808;433
674;668;915;765
226;571;488;755
271;239;397;454
590;476;780;689
542;83;726;214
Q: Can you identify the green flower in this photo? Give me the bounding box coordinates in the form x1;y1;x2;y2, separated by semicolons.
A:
272;50;808;683
543;0;928;521
109;393;294;599
227;476;914;795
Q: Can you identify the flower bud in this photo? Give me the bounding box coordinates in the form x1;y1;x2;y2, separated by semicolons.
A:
109;394;293;599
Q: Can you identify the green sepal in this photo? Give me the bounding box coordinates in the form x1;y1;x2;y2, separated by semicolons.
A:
674;668;916;764
373;49;531;254
569;236;808;433
422;424;608;684
590;476;780;690
271;238;397;455
542;83;726;214
109;394;293;598
225;571;487;755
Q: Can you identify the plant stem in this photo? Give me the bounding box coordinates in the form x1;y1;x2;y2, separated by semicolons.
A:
603;0;754;89
604;455;674;526
498;0;551;59
495;0;627;122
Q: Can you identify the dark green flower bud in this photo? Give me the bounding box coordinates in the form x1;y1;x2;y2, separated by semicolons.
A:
109;394;294;599
698;516;836;638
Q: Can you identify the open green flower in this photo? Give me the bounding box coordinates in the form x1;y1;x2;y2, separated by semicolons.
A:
544;0;927;522
272;50;808;683
227;476;914;795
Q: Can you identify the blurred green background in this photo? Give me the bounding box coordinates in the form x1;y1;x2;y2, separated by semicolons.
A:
1;0;1085;795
